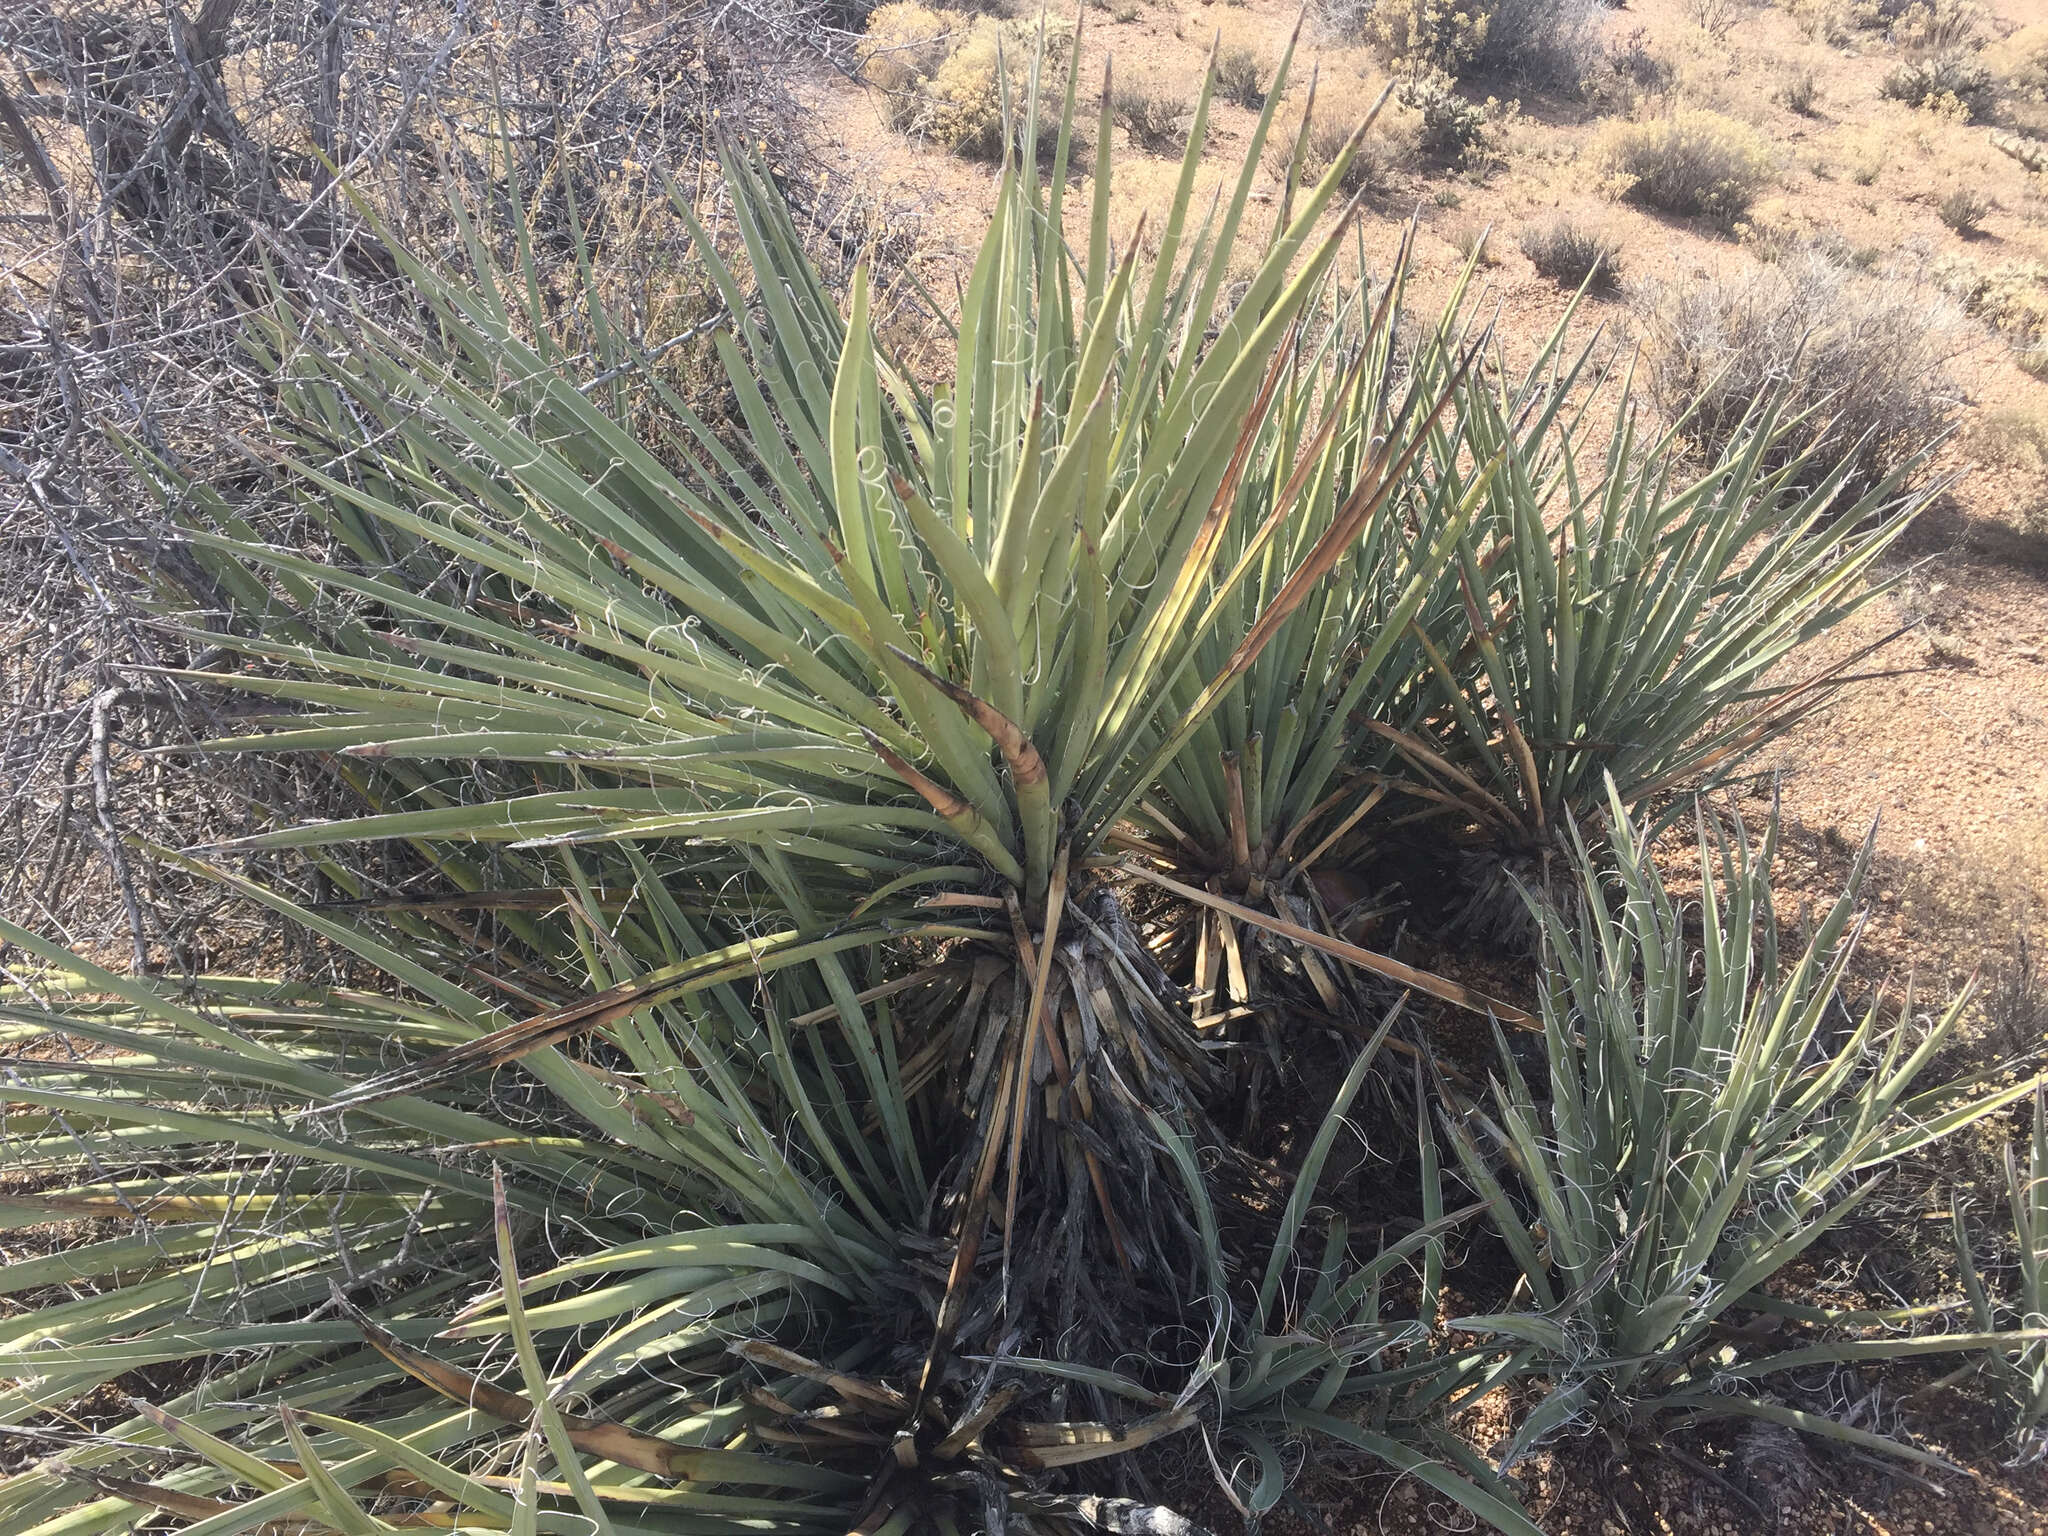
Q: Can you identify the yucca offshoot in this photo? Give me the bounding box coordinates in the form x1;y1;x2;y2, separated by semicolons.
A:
1376;332;1929;865
1956;1088;2048;1447
1128;241;1484;900
1447;783;2042;1464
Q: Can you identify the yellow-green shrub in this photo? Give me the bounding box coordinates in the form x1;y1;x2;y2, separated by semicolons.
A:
1993;21;2048;102
858;8;1071;159
1359;0;1490;76
861;1;960;126
1594;109;1773;224
1935;254;2048;348
1879;46;1994;118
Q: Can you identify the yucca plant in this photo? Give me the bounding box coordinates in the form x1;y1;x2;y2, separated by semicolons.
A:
0;876;915;1536
0;39;1552;1536
1375;346;1930;872
1109;237;1512;1024
1955;1087;2048;1448
138;24;1533;1369
1444;783;2044;1467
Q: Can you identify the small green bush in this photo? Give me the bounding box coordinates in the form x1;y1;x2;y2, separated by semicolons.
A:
1776;65;1821;113
1396;67;1491;160
1593;109;1773;223
1880;46;1994;117
1214;41;1268;108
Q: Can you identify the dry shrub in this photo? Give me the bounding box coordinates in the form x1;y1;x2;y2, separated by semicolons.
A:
1519;213;1621;291
1887;0;1981;50
1787;0;1860;44
1934;254;2048;340
1593;109;1774;224
862;1;961;123
1993;21;2048;102
0;0;809;964
1972;410;2048;534
1111;74;1195;154
1637;251;1963;492
1446;219;1499;266
1787;0;1965;46
1584;27;1675;115
1333;0;1605;86
926;26;1024;157
1469;0;1609;87
1879;47;1993;118
1934;253;2048;373
1687;0;1747;41
858;6;1070;158
1211;18;1272;108
1343;0;1613;87
1262;90;1424;198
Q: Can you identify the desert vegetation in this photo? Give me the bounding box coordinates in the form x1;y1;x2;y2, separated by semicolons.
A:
6;0;2048;1535
1517;212;1621;289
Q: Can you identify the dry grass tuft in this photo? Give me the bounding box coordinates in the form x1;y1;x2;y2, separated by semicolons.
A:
1939;187;1991;236
1776;65;1822;114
